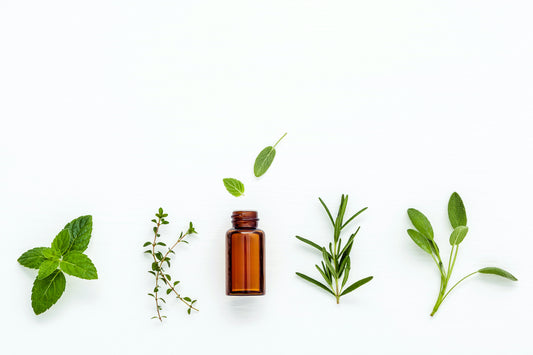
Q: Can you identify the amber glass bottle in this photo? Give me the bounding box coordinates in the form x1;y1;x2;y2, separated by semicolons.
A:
226;211;265;295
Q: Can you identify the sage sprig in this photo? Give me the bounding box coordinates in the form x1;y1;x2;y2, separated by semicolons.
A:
406;192;517;316
17;215;98;315
295;195;373;304
144;208;198;321
253;132;287;177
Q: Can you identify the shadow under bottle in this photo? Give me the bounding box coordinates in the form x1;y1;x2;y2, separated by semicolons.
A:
226;211;265;295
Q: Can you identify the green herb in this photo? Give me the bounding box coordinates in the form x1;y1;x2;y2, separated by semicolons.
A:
406;192;517;316
223;178;245;197
295;195;373;304
253;132;287;177
17;215;98;315
144;208;198;321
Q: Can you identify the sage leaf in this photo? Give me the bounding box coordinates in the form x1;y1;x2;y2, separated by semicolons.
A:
407;208;434;239
407;229;432;254
31;270;66;315
37;259;59;280
223;178;245;197
448;192;467;228
18;247;48;269
51;228;71;255
340;276;373;296
253;132;287;177
64;215;93;252
295;272;334;295
60;252;98;280
478;267;518;281
449;226;469;245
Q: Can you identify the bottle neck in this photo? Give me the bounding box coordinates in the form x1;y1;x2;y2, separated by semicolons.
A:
232;211;258;229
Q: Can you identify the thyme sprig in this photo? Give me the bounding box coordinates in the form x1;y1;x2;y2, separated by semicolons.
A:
295;195;373;304
144;208;198;321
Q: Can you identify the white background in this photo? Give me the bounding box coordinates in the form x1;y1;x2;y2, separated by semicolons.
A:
1;1;532;354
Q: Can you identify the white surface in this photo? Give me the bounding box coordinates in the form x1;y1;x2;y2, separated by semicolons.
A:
1;1;532;354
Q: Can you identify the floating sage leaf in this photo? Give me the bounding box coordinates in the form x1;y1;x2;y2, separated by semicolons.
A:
223;178;245;197
478;267;518;281
253;132;287;177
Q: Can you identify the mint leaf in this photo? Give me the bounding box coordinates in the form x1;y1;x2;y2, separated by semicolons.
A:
407;208;434;240
478;267;518;281
223;178;245;197
51;228;71;255
448;192;467;228
18;247;47;269
60;252;98;280
42;248;61;259
31;270;66;315
37;259;59;280
253;132;286;177
65;215;92;252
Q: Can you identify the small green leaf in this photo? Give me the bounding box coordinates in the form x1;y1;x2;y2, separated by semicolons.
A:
18;247;48;269
173;281;180;286
340;276;373;296
478;267;518;281
187;308;191;315
407;208;434;239
37;259;59;280
64;215;93;253
253;133;286;177
166;289;172;295
59;252;98;280
184;297;192;302
295;272;334;295
448;192;467;228
449;226;469;245
51;228;71;255
407;229;432;254
143;242;152;247
295;236;323;252
31;270;66;315
223;178;245;197
42;248;61;259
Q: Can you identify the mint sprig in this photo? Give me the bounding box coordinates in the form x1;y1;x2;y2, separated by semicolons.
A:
406;192;517;316
18;215;98;315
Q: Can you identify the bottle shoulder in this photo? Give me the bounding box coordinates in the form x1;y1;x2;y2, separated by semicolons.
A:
226;228;264;235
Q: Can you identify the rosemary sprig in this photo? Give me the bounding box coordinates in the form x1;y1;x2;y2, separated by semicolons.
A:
143;208;198;321
295;195;373;304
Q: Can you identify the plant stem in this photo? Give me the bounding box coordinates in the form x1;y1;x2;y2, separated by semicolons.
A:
151;218;163;322
441;271;478;302
157;232;199;312
273;132;287;148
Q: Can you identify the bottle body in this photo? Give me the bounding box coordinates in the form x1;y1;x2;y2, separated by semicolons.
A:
226;211;265;295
